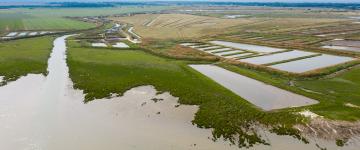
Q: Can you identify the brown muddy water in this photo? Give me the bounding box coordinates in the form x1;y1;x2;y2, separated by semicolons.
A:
0;35;359;150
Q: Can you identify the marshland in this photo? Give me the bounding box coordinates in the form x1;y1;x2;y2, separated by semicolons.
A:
1;1;360;150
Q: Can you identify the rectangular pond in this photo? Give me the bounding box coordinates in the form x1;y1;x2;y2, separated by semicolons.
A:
92;43;108;47
322;45;360;52
224;53;253;59
197;46;221;51
180;43;198;46
270;54;354;73
214;50;244;56
210;40;285;53
189;65;318;111
18;32;28;36
206;48;232;53
29;32;38;36
112;42;129;48
189;44;210;48
240;50;317;65
6;32;17;37
321;40;360;52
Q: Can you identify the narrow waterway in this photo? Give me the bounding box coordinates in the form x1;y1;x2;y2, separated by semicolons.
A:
0;35;358;150
0;35;237;150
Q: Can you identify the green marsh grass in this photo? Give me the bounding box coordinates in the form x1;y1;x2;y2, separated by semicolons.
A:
295;66;360;121
0;36;54;84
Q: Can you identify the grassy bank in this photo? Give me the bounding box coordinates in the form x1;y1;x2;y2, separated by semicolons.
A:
0;36;54;85
0;6;172;33
67;41;311;147
296;66;360;120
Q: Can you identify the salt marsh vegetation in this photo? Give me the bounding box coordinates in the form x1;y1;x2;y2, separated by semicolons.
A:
1;2;360;149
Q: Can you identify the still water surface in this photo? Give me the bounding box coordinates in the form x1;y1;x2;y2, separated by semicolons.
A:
210;40;285;53
189;64;318;110
270;54;354;73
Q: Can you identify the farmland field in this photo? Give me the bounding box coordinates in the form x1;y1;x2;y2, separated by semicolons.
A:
22;17;95;30
111;14;257;39
0;12;94;32
0;6;171;33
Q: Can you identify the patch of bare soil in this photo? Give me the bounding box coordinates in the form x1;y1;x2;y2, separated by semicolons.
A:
296;118;360;142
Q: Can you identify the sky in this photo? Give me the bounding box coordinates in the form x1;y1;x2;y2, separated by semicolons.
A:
0;0;359;3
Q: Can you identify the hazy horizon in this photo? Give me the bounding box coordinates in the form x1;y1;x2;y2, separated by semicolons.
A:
0;0;359;4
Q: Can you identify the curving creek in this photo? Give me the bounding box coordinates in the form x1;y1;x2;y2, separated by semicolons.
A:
0;35;359;150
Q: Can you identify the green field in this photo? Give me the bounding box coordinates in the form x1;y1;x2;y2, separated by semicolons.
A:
67;40;311;147
22;17;96;30
0;6;172;33
0;12;95;32
0;12;27;31
0;36;54;84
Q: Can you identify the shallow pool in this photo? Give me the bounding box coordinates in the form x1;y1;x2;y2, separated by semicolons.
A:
112;42;129;48
92;43;108;47
17;32;28;36
206;48;232;53
241;50;317;65
6;32;17;37
180;43;198;46
197;46;221;51
29;32;38;36
210;40;285;53
270;54;354;73
189;44;210;48
214;50;244;56
224;53;253;59
189;64;318;111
